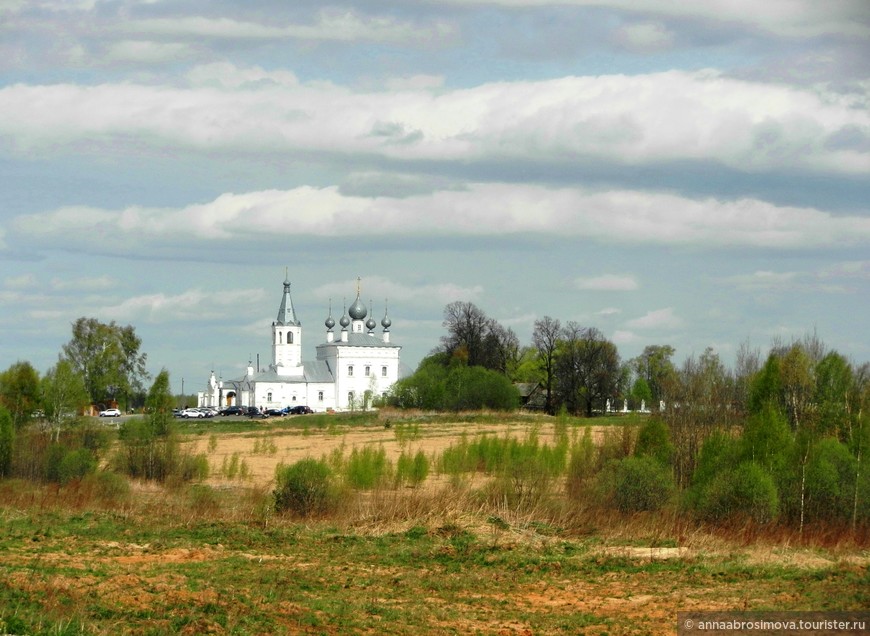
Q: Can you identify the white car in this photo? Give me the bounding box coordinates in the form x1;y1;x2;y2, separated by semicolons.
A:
99;408;121;417
180;408;206;418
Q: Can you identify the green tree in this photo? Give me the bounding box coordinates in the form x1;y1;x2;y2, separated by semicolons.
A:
444;365;519;411
40;358;89;433
630;376;653;408
0;406;13;477
631;345;677;406
62;317;149;411
0;361;41;430
116;370;179;482
145;369;175;436
554;324;622;416
635;418;673;467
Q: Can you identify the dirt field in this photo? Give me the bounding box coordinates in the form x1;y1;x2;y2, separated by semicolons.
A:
189;414;600;487
1;413;867;635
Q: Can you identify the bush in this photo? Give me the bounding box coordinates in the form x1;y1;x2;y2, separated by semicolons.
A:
115;416;180;482
179;453;210;482
608;456;675;513
388;361;519;411
635;418;673;466
566;426;596;499
697;461;779;524
395;450;429;487
805;438;856;523
83;470;130;505
345;445;391;490
187;484;220;514
274;459;339;517
57;448;97;484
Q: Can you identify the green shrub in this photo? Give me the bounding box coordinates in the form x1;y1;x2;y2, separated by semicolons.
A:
345;445;391;490
609;456;675;513
188;484;220;514
805;438;856;523
697;461;779;524
274;458;339;517
396;450;429;487
115;416;180;482
179;453;210;482
566;426;596;499
83;470;130;504
635;418;673;466
57;448;97;484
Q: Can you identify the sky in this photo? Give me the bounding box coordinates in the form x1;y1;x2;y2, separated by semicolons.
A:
1;0;868;395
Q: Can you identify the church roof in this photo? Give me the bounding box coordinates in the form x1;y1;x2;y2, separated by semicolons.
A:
318;333;402;349
276;275;300;326
226;359;335;385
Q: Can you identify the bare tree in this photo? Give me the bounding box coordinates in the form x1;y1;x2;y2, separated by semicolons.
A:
439;301;518;375
532;316;561;414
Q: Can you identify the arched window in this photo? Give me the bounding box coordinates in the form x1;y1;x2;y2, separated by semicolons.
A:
289;332;294;344
278;332;282;344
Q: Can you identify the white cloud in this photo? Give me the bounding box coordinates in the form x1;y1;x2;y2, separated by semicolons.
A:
314;276;483;308
104;40;193;64
124;11;454;45
99;288;267;323
186;63;299;89
4;273;37;289
625;307;683;330
50;275;116;292
819;260;870;280
612;329;640;344
597;307;622;316
0;69;866;176
575;274;639;291
8;184;869;254
435;0;870;39
721;270;799;291
612;22;674;52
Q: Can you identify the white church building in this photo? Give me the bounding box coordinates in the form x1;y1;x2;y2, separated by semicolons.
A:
198;276;402;412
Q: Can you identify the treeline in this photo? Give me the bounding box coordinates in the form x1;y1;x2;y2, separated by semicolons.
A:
0;365;208;491
385;303;869;530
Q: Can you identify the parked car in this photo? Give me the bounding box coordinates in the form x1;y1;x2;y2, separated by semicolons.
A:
288;405;314;415
246;406;268;419
99;408;121;417
219;406;245;416
180;408;206;419
265;408;285;417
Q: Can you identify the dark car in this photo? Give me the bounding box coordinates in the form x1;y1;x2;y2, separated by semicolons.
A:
265;408;285;417
288;405;314;415
246;406;268;419
220;406;245;416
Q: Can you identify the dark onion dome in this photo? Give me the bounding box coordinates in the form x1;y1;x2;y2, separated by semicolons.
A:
381;314;392;330
325;299;335;330
366;316;377;331
348;293;367;320
340;313;350;328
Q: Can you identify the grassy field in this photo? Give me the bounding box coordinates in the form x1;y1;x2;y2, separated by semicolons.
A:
0;411;867;635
